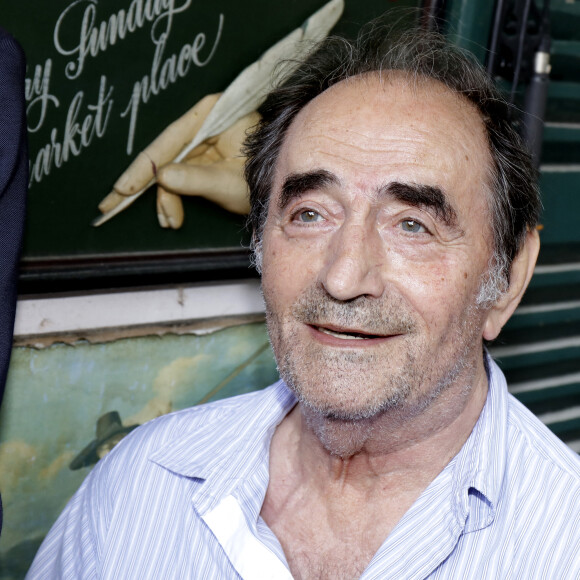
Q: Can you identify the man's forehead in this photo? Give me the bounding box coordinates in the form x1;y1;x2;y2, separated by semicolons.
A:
286;71;486;142
274;72;491;208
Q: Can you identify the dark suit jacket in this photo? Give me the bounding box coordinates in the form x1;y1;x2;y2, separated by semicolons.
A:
0;26;28;532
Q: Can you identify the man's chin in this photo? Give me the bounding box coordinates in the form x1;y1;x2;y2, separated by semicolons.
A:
297;395;397;457
289;383;411;422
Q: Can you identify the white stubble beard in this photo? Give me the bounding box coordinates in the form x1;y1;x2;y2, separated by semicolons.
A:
264;284;486;457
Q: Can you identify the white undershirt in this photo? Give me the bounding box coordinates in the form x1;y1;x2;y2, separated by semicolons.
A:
202;494;293;580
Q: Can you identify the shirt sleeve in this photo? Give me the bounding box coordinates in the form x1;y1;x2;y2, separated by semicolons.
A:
0;27;27;401
25;466;105;579
0;24;28;536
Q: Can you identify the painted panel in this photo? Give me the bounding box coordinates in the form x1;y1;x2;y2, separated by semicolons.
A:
0;321;278;577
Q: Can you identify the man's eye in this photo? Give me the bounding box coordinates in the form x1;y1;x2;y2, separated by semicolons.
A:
296;210;323;223
401;219;426;233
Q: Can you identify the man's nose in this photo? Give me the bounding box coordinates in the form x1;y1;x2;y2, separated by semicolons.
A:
320;222;386;301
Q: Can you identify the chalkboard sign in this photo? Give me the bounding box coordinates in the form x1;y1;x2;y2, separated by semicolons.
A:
2;0;418;291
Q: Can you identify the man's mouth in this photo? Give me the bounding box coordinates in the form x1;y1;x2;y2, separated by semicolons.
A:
314;325;385;340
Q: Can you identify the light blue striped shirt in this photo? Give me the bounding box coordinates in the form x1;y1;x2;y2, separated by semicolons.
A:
27;358;580;579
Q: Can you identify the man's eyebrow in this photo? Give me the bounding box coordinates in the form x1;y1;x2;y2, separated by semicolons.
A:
382;182;459;228
278;170;338;210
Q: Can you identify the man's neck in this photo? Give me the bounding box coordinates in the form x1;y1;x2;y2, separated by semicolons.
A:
261;365;489;580
287;368;487;487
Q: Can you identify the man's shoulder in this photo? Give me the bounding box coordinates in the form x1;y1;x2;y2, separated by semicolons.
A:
505;392;580;484
81;380;291;503
119;380;289;453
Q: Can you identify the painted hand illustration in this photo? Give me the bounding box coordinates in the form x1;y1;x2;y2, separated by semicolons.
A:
97;94;258;229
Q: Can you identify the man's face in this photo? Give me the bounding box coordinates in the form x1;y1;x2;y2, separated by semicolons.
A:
261;73;495;420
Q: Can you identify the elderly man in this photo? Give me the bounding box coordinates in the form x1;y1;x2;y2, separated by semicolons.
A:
28;22;580;580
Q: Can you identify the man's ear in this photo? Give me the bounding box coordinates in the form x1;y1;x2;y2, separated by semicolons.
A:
483;229;540;341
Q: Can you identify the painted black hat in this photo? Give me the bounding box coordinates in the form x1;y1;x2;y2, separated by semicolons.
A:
70;411;139;470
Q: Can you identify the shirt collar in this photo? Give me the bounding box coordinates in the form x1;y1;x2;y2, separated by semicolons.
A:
449;354;509;531
149;355;510;529
149;380;297;514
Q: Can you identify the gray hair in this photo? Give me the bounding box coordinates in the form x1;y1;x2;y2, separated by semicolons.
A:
244;19;541;296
